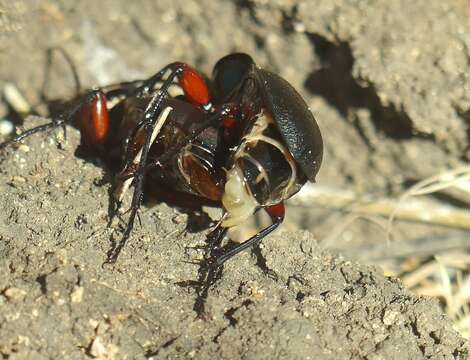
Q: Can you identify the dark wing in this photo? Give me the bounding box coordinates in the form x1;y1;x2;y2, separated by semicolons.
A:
255;69;323;182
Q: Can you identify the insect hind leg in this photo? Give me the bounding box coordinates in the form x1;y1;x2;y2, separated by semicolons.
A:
104;66;186;264
0;90;108;151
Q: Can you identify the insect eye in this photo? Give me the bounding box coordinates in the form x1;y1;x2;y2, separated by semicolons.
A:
212;53;254;102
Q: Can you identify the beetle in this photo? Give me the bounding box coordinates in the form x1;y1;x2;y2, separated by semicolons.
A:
0;53;323;267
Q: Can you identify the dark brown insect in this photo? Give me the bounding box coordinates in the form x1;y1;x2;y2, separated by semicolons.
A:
0;53;323;267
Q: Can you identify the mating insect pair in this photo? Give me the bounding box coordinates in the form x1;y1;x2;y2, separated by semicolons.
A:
0;53;323;267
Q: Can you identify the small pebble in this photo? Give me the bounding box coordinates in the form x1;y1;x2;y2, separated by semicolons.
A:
18;144;30;152
383;309;399;326
89;337;107;358
71;286;84;303
0;119;14;136
4;287;27;302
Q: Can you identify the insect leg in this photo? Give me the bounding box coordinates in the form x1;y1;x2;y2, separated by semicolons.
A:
207;225;228;256
113;106;173;204
140;62;210;107
214;203;285;267
105;67;186;263
0;90;116;150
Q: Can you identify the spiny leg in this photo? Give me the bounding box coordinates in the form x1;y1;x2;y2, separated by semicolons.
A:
2;57;181;153
104;73;182;263
214;203;285;267
0;90;115;151
113;106;173;207
207;225;228;257
189;203;284;315
105;61;212;263
191;222;227;316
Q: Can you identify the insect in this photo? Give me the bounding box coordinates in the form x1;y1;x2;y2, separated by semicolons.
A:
0;53;323;267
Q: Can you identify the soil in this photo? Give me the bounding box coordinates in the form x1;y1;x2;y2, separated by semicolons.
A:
0;0;469;359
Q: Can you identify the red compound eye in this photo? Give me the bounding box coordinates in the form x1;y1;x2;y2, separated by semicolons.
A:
179;66;210;106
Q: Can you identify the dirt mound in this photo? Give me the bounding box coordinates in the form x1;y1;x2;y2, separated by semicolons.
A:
0;119;467;359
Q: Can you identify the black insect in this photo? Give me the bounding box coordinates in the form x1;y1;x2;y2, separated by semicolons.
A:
0;53;323;267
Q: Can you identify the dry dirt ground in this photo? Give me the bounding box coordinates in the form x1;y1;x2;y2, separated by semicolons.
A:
0;0;469;359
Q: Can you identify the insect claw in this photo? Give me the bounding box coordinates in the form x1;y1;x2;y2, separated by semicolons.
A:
101;258;115;269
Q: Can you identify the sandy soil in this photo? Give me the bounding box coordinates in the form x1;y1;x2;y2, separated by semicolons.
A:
0;0;469;359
